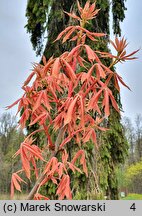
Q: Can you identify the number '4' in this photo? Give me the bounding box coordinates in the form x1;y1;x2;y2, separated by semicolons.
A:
130;203;136;211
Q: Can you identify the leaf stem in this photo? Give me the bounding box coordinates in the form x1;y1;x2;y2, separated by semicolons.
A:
26;127;64;200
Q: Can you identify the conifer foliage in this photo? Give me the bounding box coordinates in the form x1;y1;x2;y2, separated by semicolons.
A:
8;1;138;200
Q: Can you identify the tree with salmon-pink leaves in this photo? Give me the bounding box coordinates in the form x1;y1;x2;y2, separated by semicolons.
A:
8;1;138;200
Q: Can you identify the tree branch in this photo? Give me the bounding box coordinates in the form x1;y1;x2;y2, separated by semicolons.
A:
26;127;64;200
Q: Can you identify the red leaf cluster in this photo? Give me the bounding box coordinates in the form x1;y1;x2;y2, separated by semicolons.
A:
8;1;138;199
11;172;26;199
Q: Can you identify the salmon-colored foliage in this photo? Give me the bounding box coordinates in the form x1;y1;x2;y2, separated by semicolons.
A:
9;1;138;199
11;172;26;199
34;193;50;200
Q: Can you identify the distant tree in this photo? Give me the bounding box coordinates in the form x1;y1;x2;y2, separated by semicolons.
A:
0;113;25;195
0;113;17;155
135;114;142;161
126;160;142;194
122;116;136;164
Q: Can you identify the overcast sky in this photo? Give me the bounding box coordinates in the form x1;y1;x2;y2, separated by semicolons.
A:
0;0;142;123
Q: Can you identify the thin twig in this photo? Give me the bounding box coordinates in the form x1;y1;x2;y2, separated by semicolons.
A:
26;127;64;200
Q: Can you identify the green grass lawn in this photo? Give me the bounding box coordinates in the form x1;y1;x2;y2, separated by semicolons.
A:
1;193;142;200
122;193;142;200
0;193;27;200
